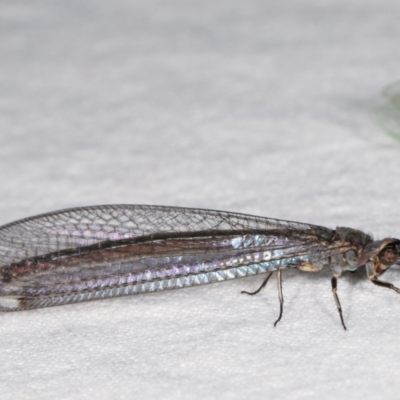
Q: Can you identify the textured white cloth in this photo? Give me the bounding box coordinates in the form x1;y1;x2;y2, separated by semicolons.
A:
1;1;400;399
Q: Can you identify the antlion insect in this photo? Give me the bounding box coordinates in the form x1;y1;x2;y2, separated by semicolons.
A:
0;205;398;330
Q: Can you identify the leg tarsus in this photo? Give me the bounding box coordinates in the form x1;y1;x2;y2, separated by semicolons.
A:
331;276;347;331
274;270;284;327
241;272;273;296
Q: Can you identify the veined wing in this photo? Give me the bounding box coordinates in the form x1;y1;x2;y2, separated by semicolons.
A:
0;204;339;266
0;205;358;311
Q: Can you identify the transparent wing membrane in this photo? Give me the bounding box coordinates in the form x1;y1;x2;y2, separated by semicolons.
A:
0;204;398;330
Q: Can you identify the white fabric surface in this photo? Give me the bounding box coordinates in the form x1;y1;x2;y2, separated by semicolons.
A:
1;1;400;399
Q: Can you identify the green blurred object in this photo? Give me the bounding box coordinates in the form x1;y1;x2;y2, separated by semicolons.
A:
373;81;400;141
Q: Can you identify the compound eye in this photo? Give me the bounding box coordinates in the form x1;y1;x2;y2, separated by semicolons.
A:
378;245;399;266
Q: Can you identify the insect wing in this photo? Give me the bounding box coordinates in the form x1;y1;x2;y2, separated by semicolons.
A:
0;205;336;266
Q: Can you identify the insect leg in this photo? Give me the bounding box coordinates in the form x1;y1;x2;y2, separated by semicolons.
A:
365;261;400;294
370;278;400;294
331;276;347;331
241;272;273;296
274;270;284;327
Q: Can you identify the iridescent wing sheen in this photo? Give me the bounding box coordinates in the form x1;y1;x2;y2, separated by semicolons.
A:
0;205;359;312
0;204;344;267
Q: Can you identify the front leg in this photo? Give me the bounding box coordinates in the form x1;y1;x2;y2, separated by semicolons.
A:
366;261;400;294
370;278;400;294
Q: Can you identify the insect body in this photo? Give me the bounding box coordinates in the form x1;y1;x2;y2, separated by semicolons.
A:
0;205;398;329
